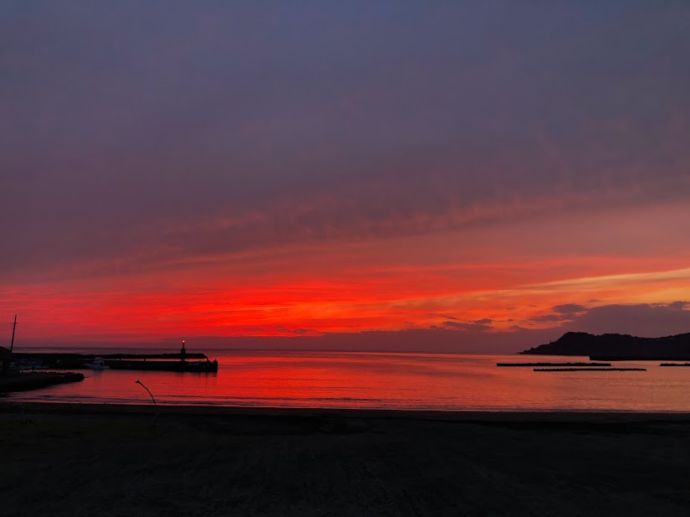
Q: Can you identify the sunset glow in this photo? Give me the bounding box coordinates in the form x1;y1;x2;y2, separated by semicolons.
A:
2;2;689;351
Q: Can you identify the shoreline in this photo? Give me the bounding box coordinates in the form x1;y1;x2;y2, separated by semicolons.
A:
5;400;690;423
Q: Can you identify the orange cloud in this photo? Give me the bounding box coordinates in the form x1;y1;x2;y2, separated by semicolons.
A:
2;197;689;346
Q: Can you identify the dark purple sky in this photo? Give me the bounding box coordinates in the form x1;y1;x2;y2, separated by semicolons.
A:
2;1;690;349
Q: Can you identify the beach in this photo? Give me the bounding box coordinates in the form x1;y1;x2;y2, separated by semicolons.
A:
2;404;690;516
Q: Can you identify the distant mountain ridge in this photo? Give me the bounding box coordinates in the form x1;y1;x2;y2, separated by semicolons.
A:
521;331;690;360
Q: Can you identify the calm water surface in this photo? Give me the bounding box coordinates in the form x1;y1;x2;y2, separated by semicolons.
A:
6;351;690;411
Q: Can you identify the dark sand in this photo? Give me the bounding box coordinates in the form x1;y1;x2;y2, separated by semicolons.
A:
2;403;690;516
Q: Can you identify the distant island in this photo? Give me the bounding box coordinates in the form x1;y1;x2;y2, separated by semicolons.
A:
521;331;690;360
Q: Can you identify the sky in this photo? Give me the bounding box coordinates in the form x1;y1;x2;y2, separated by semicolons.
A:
2;1;690;351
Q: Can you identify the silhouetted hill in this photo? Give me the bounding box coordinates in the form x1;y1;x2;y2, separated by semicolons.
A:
521;331;690;360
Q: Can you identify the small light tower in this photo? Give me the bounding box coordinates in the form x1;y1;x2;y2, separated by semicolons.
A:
180;339;187;362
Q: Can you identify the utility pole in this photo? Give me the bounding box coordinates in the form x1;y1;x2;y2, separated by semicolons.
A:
9;314;17;353
2;315;16;375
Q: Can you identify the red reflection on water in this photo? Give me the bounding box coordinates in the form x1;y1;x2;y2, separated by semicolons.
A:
10;352;690;411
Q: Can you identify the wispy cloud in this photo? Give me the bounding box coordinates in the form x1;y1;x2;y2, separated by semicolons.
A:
2;2;690;346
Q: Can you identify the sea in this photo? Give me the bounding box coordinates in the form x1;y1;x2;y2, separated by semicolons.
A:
6;350;690;412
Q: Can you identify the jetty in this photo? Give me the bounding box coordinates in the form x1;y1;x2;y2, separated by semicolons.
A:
0;371;84;393
1;315;214;395
590;355;690;361
12;351;218;372
533;367;646;372
11;340;218;373
497;362;611;367
3;316;218;374
106;357;218;372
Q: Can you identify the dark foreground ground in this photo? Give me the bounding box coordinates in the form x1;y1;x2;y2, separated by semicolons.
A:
2;404;690;516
